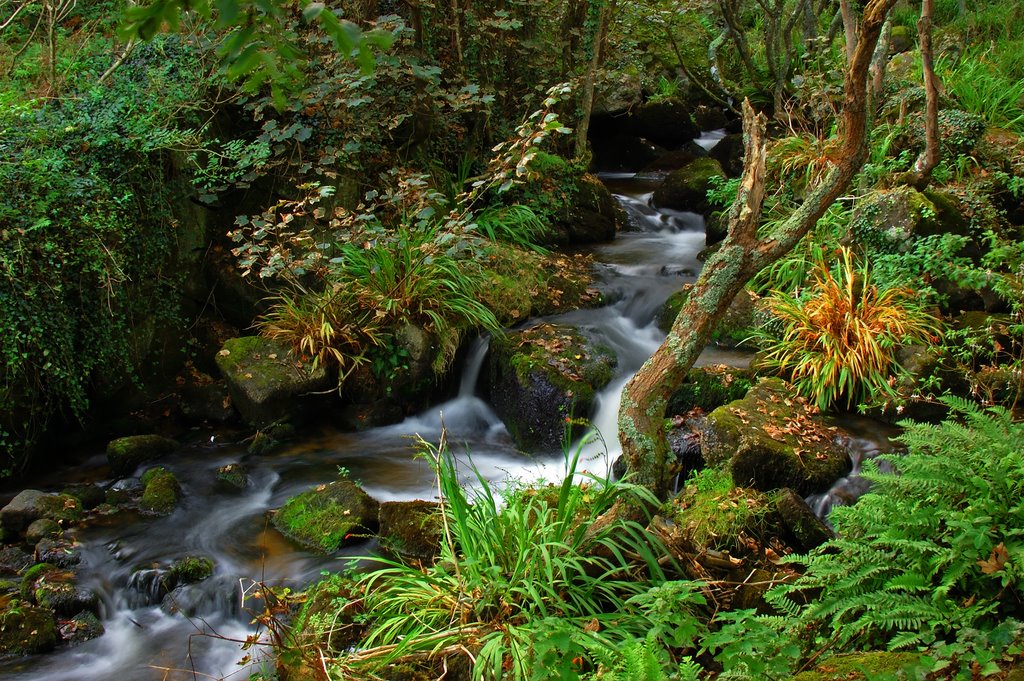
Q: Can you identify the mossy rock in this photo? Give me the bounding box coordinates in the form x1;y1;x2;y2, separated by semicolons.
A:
707;132;745;177
667;365;754;416
774;488;834;552
34;537;82;569
0;547;33;577
550;172;625;245
168;555;214;584
140;467;181;515
701;379;851;495
25;565;98;616
58;611;105;646
215;463;248;491
24;519;60;544
889;24;914;53
850;186;945;252
0;601;57;655
272;480;379;553
651;158;725;213
215;336;333;429
61;484;105;511
630;98;700;149
793;652;922;680
106;434;179;477
378;501;442;560
0;490;82;534
486;323;617;450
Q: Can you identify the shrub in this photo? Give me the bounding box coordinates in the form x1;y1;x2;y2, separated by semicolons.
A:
754;246;940;410
769;397;1024;651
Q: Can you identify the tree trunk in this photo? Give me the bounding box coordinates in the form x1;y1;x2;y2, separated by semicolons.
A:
840;0;858;62
575;0;609;159
910;0;940;187
618;0;900;497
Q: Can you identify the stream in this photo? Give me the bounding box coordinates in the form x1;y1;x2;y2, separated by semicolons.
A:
0;147;894;680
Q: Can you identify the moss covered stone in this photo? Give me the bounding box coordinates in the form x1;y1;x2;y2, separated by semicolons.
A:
486;323;617;450
793;652;922;680
658;284;758;348
0;490;82;534
215;335;332;429
58;611;105;645
140;467;181;515
378;501;442;560
106;434;179;477
22;563;98;616
272;480;379;553
667;364;754;415
215;463;248;491
0;602;57;655
701;379;851;495
651;158;725;213
168;555;214;584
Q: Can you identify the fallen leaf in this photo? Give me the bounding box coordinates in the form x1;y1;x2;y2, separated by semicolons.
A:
978;543;1009;574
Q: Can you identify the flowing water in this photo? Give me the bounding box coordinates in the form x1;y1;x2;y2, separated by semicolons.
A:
1;147;888;679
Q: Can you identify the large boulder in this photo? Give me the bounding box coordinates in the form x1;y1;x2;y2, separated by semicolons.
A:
215;336;333;429
658;284;759;348
106;434;179;477
651;158;725;213
701;379;851;495
486;323;617;450
630;99;700;149
272;480;379;553
0;490;83;534
666;365;754;416
708;132;745;177
850;186;972;253
550;173;625;244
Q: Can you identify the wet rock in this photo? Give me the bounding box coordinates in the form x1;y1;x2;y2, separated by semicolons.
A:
639;143;708;173
106;434;179;477
651;158;725;214
889;25;914;53
140;467;181;515
0;546;33;577
707;132;745;177
378;501;442;560
705;210;728;245
774;488;834;552
23;564;98;617
105;478;144;507
694;105;730;131
486;323;617;450
590;135;666;173
215;336;333;429
168;555;215;584
667;427;703;480
62;484;105;511
667;365;754;416
272;480;379;553
0;490;83;534
25;519;61;544
34;537;82;569
549;173;625;244
0;603;57;655
701;379;851;495
179;380;237;424
630;99;700;148
58;611;105;645
215;463;248;491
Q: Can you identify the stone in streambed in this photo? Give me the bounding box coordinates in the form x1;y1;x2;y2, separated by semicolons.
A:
58;611;105;645
272;480;379;553
215;336;333;430
0;603;57;655
106;434;179;477
378;501;442;560
140;467;181;515
486;323;617;451
0;490;82;534
701;379;851;495
651;158;725;214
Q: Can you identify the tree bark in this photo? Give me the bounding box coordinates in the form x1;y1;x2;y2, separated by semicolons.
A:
617;0;900;497
909;0;940;188
575;0;610;159
840;0;858;62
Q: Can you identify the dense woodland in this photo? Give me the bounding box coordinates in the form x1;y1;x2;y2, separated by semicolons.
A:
0;0;1023;678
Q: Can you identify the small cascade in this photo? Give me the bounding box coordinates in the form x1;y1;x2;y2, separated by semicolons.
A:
694;128;727;151
805;417;901;523
125;568;170;608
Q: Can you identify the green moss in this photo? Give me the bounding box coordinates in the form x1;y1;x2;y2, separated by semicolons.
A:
140;468;181;515
672;468;771;551
667;365;753;415
497;324;616;402
272;480;379;553
168;555;214;584
0;602;57;655
20;563;58;601
35;494;82;525
793;652;922;680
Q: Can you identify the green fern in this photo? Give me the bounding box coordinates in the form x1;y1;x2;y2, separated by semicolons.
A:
768;397;1024;650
